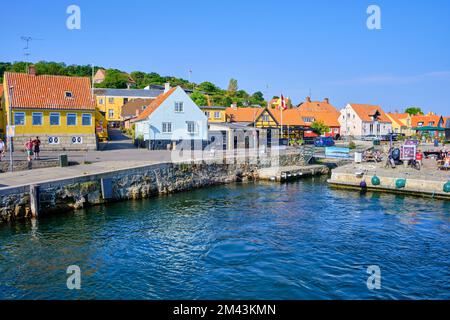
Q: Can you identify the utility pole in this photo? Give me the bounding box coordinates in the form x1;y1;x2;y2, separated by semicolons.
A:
8;86;14;172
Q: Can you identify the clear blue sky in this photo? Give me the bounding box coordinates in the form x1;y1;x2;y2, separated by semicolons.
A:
1;0;449;114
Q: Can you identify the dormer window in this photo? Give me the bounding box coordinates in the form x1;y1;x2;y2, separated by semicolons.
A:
65;91;73;98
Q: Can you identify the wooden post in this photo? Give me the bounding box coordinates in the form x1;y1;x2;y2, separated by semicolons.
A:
30;184;40;218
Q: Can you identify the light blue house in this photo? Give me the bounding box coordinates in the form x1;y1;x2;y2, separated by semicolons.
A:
133;85;208;149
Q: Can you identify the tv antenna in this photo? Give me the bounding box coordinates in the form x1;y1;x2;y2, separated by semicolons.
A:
21;36;43;67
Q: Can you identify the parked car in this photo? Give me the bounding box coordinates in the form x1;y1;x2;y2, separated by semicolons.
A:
362;135;381;141
314;136;335;147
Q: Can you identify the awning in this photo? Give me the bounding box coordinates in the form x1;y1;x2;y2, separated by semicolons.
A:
412;126;445;131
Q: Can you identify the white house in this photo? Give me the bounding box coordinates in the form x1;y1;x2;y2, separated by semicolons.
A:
133;85;208;149
339;103;392;137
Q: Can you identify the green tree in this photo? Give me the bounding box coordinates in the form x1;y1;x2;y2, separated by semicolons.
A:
250;91;265;106
311;120;330;135
95;69;129;89
227;78;238;95
197;81;221;94
405;107;424;115
190;91;208;106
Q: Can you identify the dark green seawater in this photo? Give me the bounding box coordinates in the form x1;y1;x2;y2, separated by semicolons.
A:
1;177;449;299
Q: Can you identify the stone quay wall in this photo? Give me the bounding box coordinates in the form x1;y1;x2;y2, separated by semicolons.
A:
11;134;98;152
0;150;313;223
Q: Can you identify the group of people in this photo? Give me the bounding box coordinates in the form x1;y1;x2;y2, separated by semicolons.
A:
438;147;450;170
24;137;41;162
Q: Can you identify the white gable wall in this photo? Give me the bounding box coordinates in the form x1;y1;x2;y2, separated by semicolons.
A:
137;87;208;142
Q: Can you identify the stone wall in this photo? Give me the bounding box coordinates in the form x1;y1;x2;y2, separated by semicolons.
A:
12;134;98;151
0;149;314;223
0;159;62;173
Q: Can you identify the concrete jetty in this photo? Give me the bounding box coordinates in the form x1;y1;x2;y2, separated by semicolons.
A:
328;159;450;200
258;164;329;182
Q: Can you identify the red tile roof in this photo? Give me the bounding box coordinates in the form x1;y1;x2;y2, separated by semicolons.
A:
4;72;95;110
298;99;338;113
134;87;177;121
0;85;3;97
298;110;340;127
271;108;306;126
386;113;407;127
349;103;391;123
411;114;443;127
226;107;265;123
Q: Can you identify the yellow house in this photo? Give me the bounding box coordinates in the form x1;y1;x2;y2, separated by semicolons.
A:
3;68;97;151
200;106;227;123
386;113;414;136
94;88;161;125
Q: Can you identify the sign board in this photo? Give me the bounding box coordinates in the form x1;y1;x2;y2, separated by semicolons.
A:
405;139;419;146
400;145;416;161
6;125;15;138
325;147;350;159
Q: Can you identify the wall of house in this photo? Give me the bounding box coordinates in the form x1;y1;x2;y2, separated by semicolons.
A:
256;110;278;128
339;104;363;137
96;96;125;122
146;87;208;141
202;109;226;123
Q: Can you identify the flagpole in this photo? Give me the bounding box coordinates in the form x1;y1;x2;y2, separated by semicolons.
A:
280;94;283;141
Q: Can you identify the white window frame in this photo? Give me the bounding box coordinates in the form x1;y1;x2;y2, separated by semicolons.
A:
82;113;92;126
205;111;210;118
108;109;114;119
48;136;60;144
13;112;26;126
214;111;221;119
99;98;104;105
108;97;115;104
50;112;60;126
187;121;197;134
174;101;184;113
67;113;77;126
32;112;43;126
162;122;172;133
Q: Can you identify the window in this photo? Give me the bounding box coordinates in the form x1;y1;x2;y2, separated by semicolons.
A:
108;109;114;119
65;91;73;98
67;113;77;126
377;124;381;134
214;111;221;119
71;136;83;144
123;98;128;104
82;114;92;126
175;102;184;113
205;111;210;118
302;117;315;123
187;121;197;134
418;122;424;127
99;98;104;105
428;121;435;126
14;112;25;125
108;97;115;104
50;112;60;126
369;124;374;134
162;122;172;133
48;136;60;144
32;112;43;126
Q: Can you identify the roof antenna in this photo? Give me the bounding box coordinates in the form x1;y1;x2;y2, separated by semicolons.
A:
21;36;43;71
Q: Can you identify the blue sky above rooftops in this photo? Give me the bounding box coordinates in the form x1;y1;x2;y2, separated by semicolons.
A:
1;0;449;114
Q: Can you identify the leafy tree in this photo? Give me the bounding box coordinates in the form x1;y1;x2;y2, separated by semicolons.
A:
250;91;265;106
190;91;208;106
197;81;221;94
311;120;330;135
95;69;129;89
405;107;424;115
227;78;238;95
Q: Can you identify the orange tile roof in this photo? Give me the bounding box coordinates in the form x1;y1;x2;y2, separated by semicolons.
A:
271;108;306;126
226;107;265;123
4;72;95;110
298;110;340;127
297;100;338;113
350;103;391;123
387;113;407;127
411;114;443;127
134;87;177;121
0;85;3;97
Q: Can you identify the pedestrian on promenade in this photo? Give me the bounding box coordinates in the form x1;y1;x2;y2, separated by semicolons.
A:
0;138;5;161
24;138;34;162
33;136;41;160
416;149;423;167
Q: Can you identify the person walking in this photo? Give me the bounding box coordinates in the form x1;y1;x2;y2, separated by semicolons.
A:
24;138;34;162
0;138;5;161
33;136;41;160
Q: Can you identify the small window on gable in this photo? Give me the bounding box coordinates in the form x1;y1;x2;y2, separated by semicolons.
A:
65;91;73;98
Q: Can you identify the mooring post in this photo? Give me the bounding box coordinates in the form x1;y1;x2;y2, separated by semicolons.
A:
30;184;40;218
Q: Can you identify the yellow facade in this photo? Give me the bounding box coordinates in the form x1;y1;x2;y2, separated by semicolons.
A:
7;109;95;135
386;113;414;136
255;110;278;128
201;107;226;123
96;95;126;122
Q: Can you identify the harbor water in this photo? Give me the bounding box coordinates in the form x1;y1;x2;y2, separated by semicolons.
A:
1;177;449;299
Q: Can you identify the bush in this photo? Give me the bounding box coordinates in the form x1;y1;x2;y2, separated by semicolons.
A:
348;141;356;149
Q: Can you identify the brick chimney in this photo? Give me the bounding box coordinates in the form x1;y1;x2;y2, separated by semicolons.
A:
164;82;171;93
135;109;141;116
231;102;238;109
324;98;329;104
306;96;311;102
28;65;36;76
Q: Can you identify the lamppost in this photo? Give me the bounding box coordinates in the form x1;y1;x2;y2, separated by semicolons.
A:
8;86;14;172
